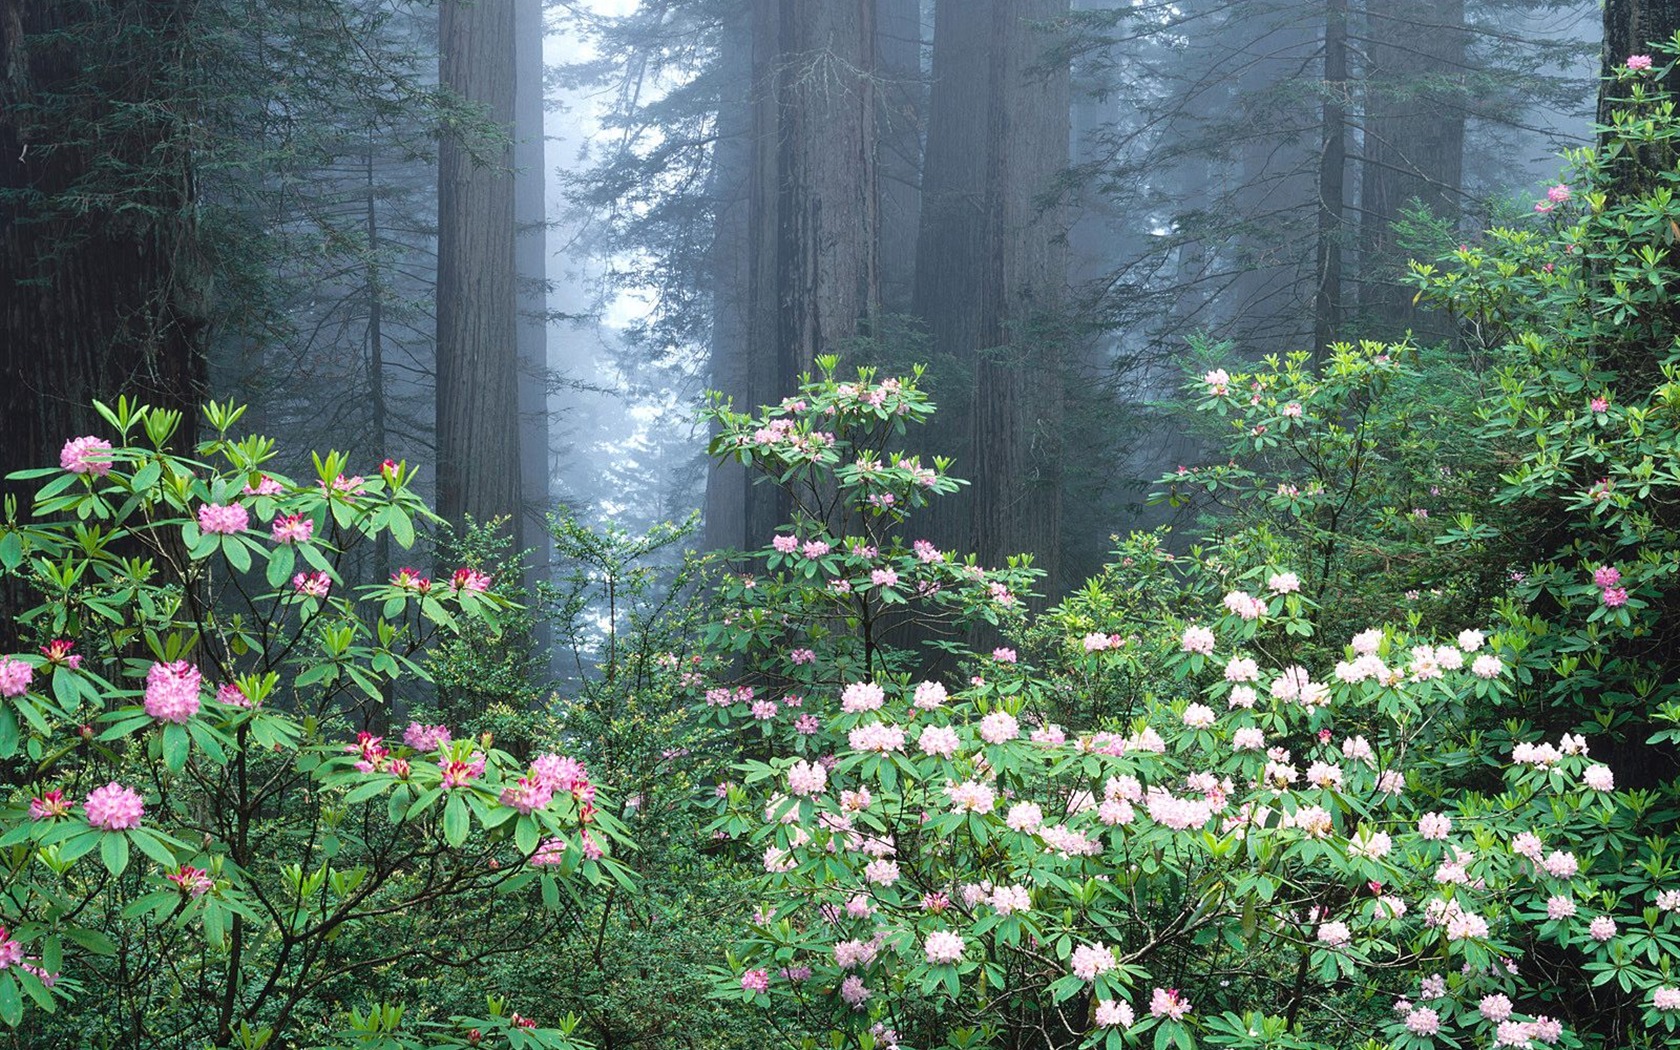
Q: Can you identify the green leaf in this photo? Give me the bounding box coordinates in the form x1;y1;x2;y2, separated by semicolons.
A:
161;723;189;772
442;792;470;847
128;829;179;869
0;531;21;571
0;974;19;1026
100;833;130;877
266;545;296;589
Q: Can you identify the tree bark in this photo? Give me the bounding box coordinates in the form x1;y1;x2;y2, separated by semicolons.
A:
1313;0;1349;361
706;0;880;551
514;0;550;605
914;0;1070;587
1358;0;1466;340
436;0;522;544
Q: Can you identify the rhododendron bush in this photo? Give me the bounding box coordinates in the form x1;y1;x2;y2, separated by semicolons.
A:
0;400;625;1047
695;363;1680;1049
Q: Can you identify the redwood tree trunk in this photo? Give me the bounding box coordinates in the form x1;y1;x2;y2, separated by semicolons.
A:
436;0;522;544
914;0;1069;588
706;0;880;551
1312;0;1348;360
1358;0;1466;339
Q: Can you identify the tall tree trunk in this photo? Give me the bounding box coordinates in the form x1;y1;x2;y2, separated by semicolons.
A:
875;0;923;313
514;0;550;610
1358;0;1466;340
436;0;522;544
1313;0;1349;361
702;4;755;552
706;0;880;551
914;0;1069;589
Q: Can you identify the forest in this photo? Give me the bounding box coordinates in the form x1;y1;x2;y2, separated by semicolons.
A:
4;0;1680;1047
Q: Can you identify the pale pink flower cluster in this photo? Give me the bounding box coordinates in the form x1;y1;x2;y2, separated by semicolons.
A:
85;782;144;830
740;969;769;993
923;930;964;964
1654;987;1680;1010
1267;572;1300;594
1589;915;1617;941
839;975;870;1006
144;660;202;723
913;681;948;709
293;571;331;597
841;682;885;713
1069;943;1115;981
1546;895;1576;920
848;722;905;753
0;659;31;698
1582;764;1614;791
1083;632;1122;651
404;723;452;752
450;567;492;593
945;779;996;813
530;837;568;866
787;759;827;796
61;435;114;476
919;725;960;759
1418;812;1452;840
1224;656;1260;682
1472;653;1503;678
1149;988;1191;1020
834;939;876;969
978;710;1019;744
1222;590;1265;620
499;777;554;814
1232;725;1265;751
1145;787;1213;831
1348;828;1392;859
990;884;1031;915
1182;703;1216;729
1351;628;1385;654
1180;625;1215;655
1006;801;1043;833
1541;850;1579;878
1204;369;1230;395
1316;921;1351;947
1405;1007;1441;1035
197;502;249;535
1094;1000;1134;1027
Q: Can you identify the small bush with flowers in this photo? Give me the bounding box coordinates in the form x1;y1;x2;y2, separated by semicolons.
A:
0;399;626;1047
696;364;1680;1049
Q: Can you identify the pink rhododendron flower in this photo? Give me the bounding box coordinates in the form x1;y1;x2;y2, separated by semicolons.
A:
1070;943;1115;981
1418;813;1452;840
29;790;69;821
1232;726;1264;750
1005;801;1043;833
216;682;253;708
1546;895;1576;920
740;969;769;993
989;884;1031;915
848;722;905;753
992;647;1016;663
923;931;964;964
1180;625;1215;654
1405;1007;1440;1035
144;660;201;723
85;782;144;830
979;710;1019;744
1182;702;1216;729
0;659;31;699
197;503;249;535
530;837;567;866
270;514;313;544
166;865;214;898
60;435;113;476
1267;571;1300;594
841;682;885;713
293;571;331;597
1472;653;1502;678
1479;994;1513;1022
405;723;452;752
771;534;798;554
787;759;826;796
912;680;947;709
1654;987;1680;1010
1149;988;1191;1020
243;474;284;496
451;567;492;592
1095;1000;1134;1027
1317;921;1351;947
499;777;554;814
1349;828;1392;859
1224;656;1260;682
945;779;995;813
1546;184;1571;203
1223;590;1264;620
1582;764;1614;791
1588;915;1616;941
839;975;871;1007
1602;586;1628;607
1542;850;1579;878
1629;53;1654;70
